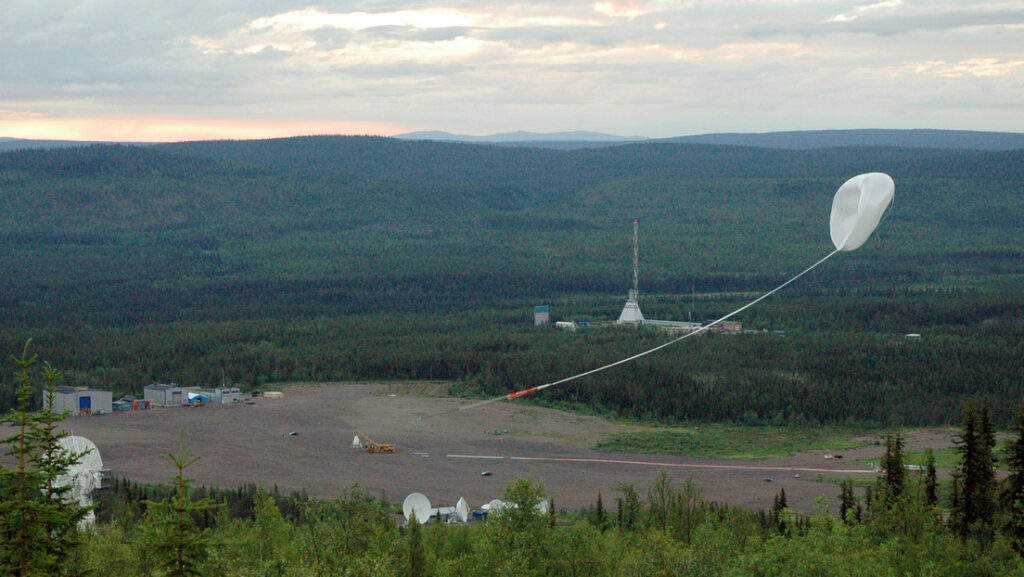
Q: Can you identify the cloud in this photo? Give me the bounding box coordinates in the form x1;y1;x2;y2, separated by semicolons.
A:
593;2;656;20
187;4;818;71
0;114;399;142
1;0;1021;140
244;6;605;35
824;1;1024;34
909;58;1024;78
828;0;904;23
248;8;482;32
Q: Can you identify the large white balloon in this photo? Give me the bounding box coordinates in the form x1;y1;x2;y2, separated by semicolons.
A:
830;172;895;251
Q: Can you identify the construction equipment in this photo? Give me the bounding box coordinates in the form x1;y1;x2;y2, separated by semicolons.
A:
356;431;395;453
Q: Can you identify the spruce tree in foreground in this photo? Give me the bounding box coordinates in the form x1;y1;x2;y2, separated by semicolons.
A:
1002;399;1024;553
589;491;607;531
951;399;997;541
139;430;220;577
772;488;789;536
0;341;89;577
880;432;907;506
924;447;938;507
839;479;857;524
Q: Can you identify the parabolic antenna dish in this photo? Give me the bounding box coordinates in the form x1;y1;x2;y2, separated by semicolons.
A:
58;436;103;475
455;497;469;523
54;435;103;527
830;172;895;251
535;498;549;515
403;492;432;524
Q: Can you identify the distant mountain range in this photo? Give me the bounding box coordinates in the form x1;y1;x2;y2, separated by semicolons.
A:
396;129;1024;151
393;130;645;150
4;128;1024;152
658;129;1024;151
394;130;644;144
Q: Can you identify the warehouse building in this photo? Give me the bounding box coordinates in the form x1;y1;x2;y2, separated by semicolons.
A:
46;386;113;416
144;383;184;407
145;383;243;407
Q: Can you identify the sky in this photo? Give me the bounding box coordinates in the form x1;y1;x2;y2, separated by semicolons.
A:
2;1;1023;142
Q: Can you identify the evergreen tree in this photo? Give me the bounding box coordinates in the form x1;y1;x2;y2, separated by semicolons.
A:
839;479;857;524
138;430;220;577
34;362;92;573
405;512;426;577
951;399;997;540
589;491;607;531
772;488;788;536
617;484;641;531
881;432;906;504
1001;399;1024;553
0;342;88;576
616;497;623;530
924;447;939;507
978;399;998;524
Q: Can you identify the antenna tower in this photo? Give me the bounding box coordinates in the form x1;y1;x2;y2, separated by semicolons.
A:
631;219;640;299
616;220;645;324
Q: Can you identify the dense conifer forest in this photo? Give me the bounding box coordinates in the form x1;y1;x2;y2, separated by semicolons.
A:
1;136;1021;425
1;134;1022;574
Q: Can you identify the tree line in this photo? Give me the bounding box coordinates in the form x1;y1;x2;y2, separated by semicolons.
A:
8;344;1024;575
2;292;1021;427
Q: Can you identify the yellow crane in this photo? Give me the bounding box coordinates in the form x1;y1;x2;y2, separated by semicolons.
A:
357;431;395;453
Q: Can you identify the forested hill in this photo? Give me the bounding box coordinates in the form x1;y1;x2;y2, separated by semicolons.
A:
659;128;1024;151
159;136;1022;187
1;138;1021;425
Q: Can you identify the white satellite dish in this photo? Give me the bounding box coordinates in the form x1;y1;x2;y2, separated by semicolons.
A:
54;435;103;527
482;498;504;512
535;498;549;515
455;497;469;523
403;492;432;524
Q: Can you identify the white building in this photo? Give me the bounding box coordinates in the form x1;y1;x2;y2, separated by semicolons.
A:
46;386;113;416
144;383;184;407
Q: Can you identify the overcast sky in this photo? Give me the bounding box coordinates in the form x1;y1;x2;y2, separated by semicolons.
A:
3;1;1022;141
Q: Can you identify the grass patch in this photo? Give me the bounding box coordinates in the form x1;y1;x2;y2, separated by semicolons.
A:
594;424;871;460
902;445;1009;471
817;476;879;488
905;447;960;469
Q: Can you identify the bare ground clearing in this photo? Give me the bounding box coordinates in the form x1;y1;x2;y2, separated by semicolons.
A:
56;384;957;515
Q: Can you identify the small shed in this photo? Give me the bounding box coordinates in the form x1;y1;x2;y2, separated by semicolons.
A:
534;305;550;326
217;387;242;404
46;386;113;416
144;383;184;407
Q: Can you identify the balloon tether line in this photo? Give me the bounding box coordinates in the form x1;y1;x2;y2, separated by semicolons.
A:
456;249;841;413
